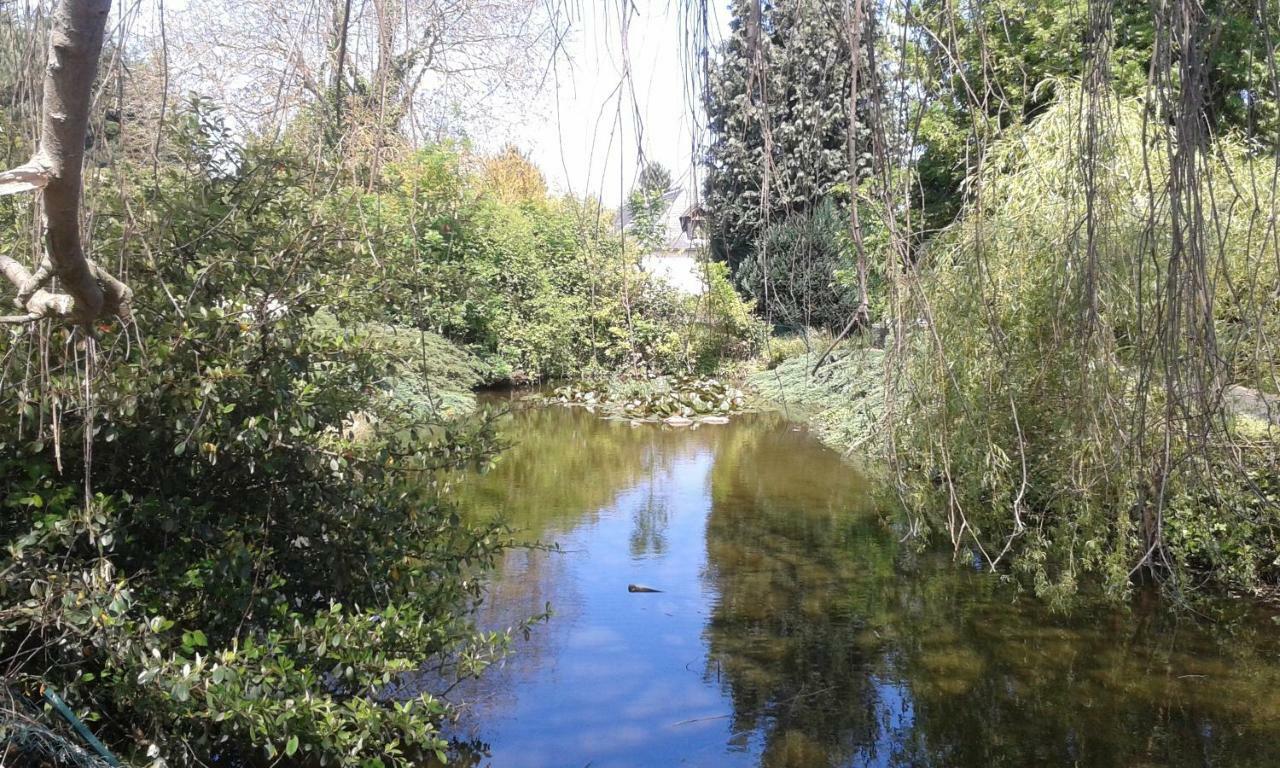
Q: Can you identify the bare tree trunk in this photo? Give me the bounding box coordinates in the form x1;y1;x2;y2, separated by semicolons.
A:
0;0;131;326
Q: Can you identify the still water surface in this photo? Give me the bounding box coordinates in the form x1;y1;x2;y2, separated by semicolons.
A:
445;399;1280;767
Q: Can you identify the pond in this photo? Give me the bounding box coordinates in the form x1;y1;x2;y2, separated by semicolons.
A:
440;398;1280;768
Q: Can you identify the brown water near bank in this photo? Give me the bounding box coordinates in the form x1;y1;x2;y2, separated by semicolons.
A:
439;399;1280;767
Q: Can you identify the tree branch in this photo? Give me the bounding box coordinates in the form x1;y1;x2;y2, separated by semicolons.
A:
0;0;131;326
0;158;52;195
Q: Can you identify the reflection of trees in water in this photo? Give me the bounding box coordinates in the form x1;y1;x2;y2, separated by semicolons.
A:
883;562;1280;767
455;405;703;538
630;489;670;557
629;443;677;557
460;402;722;558
454;403;1280;767
702;418;1280;768
703;419;893;767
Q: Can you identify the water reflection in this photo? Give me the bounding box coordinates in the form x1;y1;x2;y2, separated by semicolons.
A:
629;490;670;558
442;401;1280;767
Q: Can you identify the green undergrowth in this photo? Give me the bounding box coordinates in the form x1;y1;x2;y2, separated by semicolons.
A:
359;323;495;419
312;312;501;420
748;344;887;456
0;125;552;767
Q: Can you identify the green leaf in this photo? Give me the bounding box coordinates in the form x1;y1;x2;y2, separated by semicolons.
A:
285;735;299;757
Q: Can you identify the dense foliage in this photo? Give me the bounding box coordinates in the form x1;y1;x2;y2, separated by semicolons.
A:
900;90;1280;601
703;0;873;277
623;162;674;253
739;199;858;330
707;0;1280;601
4;0;1280;763
545;375;748;422
907;0;1279;236
0;92;760;765
335;147;755;380
0;110;537;766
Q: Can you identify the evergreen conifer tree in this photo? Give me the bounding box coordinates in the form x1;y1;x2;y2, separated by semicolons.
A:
704;0;874;281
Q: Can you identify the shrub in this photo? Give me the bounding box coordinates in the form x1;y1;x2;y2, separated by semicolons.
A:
342;149;702;379
0;114;534;767
738;199;857;331
693;261;769;372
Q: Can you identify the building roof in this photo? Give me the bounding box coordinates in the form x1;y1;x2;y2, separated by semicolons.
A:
619;178;706;255
617;186;682;232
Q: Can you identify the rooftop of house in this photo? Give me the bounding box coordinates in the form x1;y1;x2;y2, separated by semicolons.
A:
618;179;708;254
617;186;683;232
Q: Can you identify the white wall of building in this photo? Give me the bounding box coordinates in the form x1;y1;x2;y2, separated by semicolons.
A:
642;251;705;294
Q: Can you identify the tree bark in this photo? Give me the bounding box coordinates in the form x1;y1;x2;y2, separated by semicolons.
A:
0;0;131;325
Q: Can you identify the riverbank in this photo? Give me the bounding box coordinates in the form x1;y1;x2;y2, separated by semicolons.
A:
747;343;888;458
485;338;891;453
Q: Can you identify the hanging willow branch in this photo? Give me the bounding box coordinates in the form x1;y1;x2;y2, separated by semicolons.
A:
0;0;131;326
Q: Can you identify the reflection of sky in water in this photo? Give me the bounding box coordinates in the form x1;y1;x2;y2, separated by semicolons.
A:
453;445;764;767
441;407;1280;768
449;421;921;767
853;678;916;768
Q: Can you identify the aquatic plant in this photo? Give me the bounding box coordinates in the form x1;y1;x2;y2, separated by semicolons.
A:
544;376;749;422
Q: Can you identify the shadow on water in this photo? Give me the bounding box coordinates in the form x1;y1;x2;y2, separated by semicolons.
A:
434;399;1280;768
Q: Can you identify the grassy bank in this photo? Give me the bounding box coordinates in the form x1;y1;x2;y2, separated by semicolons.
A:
748;343;888;458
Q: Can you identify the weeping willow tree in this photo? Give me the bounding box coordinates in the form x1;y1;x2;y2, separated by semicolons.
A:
900;85;1280;599
693;0;1280;599
892;0;1280;600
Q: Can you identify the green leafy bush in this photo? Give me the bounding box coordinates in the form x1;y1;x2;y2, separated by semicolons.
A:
339;148;704;380
692;261;769;373
0;110;538;767
738;199;857;331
